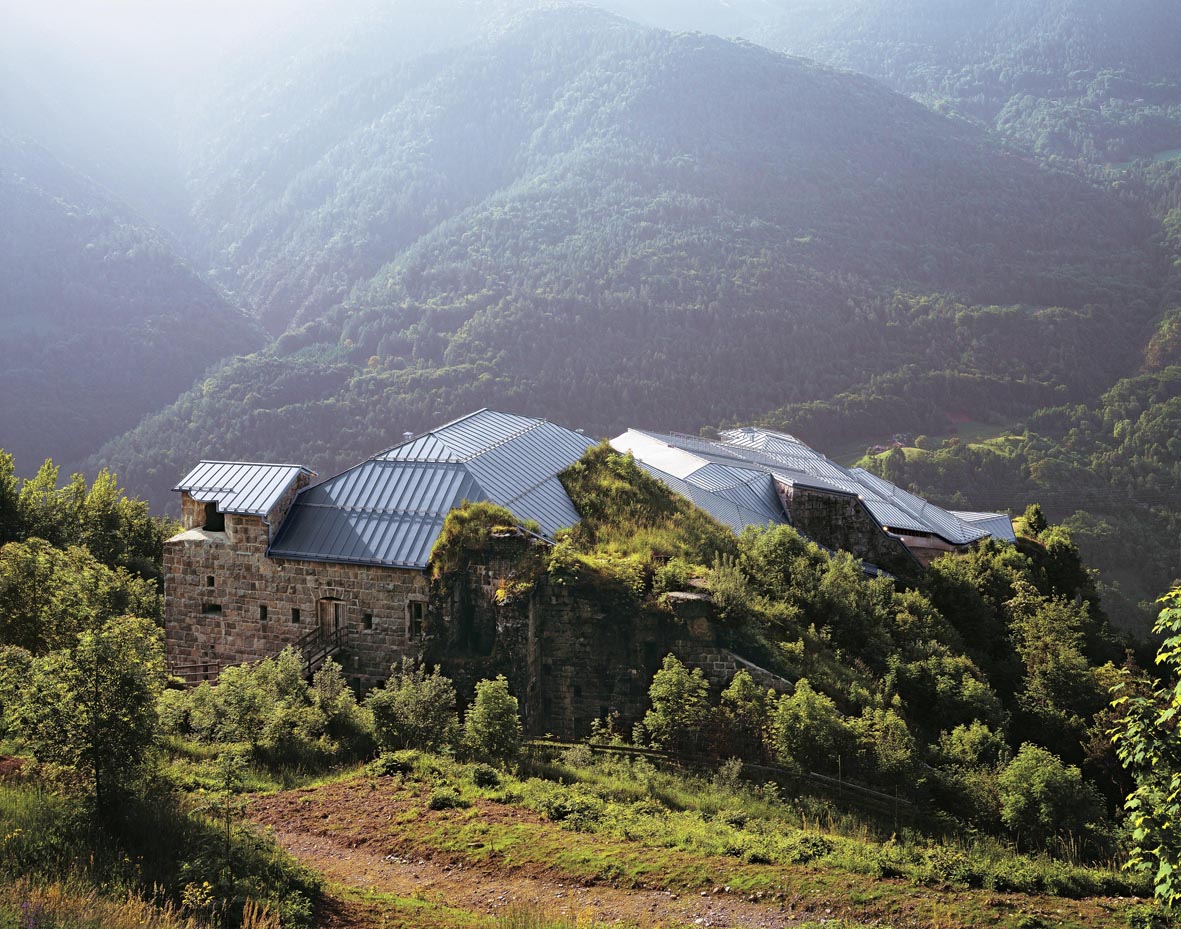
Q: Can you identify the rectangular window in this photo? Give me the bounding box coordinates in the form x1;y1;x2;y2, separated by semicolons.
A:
291;608;300;624
407;601;424;639
259;605;268;622
362;612;373;630
206;575;215;588
202;603;222;616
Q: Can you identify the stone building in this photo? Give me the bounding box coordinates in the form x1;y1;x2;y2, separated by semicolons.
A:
164;409;1013;737
164;410;594;692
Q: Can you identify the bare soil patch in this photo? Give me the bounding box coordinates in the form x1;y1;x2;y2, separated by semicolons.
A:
247;778;1130;929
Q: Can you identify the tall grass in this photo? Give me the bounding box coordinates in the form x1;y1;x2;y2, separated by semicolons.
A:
401;750;1146;900
0;781;317;928
496;905;611;928
0;878;279;929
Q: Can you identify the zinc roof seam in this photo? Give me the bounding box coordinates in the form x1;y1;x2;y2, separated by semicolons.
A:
236;466;276;515
371;407;492;459
447;412;541;461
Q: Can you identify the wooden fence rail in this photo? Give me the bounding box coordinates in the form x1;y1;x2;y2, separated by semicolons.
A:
167;661;220;686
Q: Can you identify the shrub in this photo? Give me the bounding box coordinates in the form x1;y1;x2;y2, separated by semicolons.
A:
532;784;605;830
920;846;980;887
653;557;695;594
12;615;165;811
642;654;713;754
783;832;834;864
1124;903;1172;929
998;743;1106;852
471;764;501;788
561;743;594;768
366;749;421;778
937;721;1010;769
984;857;1044;894
707;553;753;623
366;658;458;752
427;788;470;811
768;679;854;775
713;757;744;791
463;676;523;765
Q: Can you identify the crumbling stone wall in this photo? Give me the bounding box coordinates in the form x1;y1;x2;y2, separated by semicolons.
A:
164;516;427;689
780;484;920;578
423;537;780;739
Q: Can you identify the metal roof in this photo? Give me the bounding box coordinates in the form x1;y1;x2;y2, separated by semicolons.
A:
269;410;594;569
174;461;313;517
950;511;1017;543
615;427;1004;547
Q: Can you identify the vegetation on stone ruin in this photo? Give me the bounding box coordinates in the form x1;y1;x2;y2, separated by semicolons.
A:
560;442;737;566
428;500;526;578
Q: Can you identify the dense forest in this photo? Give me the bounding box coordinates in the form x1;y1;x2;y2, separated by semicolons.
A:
606;0;1181;167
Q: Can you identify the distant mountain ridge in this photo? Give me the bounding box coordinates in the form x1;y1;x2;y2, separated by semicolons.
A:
601;0;1181;165
0;134;264;469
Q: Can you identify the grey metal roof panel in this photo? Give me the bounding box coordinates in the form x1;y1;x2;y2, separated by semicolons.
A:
174;461;312;517
466;420;595;504
624;427;996;547
269;411;593;570
381;434;462;463
849;469;988;544
271;461;481;567
691;465;786;526
508;477;584;537
950;511;1017;543
633;460;787;536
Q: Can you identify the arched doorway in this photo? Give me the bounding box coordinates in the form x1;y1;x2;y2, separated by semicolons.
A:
317;598;345;638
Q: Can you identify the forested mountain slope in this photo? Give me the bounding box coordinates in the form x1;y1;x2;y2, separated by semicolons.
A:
92;7;1160;512
605;0;1181;166
0;135;264;469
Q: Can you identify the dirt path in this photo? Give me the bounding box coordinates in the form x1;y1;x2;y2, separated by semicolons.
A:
268;825;818;928
247;779;1128;929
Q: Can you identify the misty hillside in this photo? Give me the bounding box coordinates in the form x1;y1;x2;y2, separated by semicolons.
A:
93;8;1158;509
606;0;1181;165
0;134;264;468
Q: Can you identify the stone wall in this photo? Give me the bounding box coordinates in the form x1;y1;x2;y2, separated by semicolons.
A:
780;484;920;578
165;520;788;739
163;517;428;689
422;537;784;739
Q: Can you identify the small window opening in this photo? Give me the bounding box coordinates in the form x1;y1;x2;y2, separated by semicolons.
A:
259;605;268;622
362;612;373;630
291;608;301;624
202;603;222;616
203;502;225;532
206;575;215;588
407;601;424;639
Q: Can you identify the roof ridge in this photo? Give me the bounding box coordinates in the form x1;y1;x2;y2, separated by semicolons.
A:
371;407;494;459
195;460;310;469
455;415;545;463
